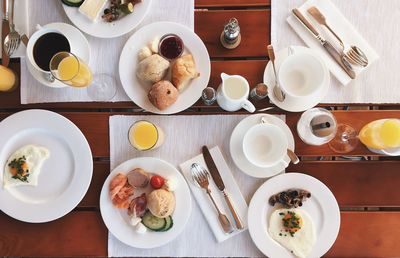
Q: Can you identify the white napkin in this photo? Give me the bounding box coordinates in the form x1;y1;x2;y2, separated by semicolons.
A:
109;114;266;257
179;146;248;243
0;0;28;57
20;0;194;103
287;0;379;85
272;0;400;103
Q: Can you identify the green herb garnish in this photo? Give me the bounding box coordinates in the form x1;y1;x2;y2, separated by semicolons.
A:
8;156;29;182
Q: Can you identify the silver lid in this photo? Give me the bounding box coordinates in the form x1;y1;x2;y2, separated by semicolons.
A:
224;18;240;40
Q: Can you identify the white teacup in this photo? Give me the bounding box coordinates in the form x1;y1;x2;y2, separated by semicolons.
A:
278;52;326;98
26;25;71;82
217;73;255;113
242;123;288;168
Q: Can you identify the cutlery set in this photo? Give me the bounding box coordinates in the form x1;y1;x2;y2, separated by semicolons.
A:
190;146;244;234
1;0;23;67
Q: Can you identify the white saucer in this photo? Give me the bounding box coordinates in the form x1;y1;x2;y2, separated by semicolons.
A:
264;46;330;112
230;114;295;178
26;22;91;89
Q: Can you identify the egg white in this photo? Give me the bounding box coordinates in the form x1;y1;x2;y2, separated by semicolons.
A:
3;145;50;188
269;208;316;258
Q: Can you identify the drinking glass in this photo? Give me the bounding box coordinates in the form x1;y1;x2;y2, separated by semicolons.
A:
297;108;359;153
50;52;117;100
128;120;165;151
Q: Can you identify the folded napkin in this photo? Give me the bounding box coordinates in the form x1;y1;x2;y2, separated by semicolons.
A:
0;0;28;57
179;146;248;243
287;0;379;86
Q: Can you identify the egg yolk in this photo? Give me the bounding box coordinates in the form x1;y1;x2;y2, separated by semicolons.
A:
281;211;303;235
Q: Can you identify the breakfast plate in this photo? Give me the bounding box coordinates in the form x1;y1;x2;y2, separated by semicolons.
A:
230;114;294;178
100;157;192;248
62;0;152;38
119;21;211;115
0;110;93;223
248;173;340;258
264;46;330;112
26;22;91;89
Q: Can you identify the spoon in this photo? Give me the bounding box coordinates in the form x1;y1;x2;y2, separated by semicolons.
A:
307;6;368;67
260;116;299;164
267;45;285;102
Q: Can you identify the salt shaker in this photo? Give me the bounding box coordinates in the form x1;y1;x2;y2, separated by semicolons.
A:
220;18;241;49
250;83;268;101
201;87;217;105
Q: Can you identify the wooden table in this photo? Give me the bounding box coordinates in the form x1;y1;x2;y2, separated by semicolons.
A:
1;1;400;257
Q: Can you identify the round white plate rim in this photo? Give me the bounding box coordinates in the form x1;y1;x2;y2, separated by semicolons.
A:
119;21;211;115
264;46;330;112
100;157;192;249
229;114;295;178
248;172;340;258
62;0;152;38
26;22;91;89
0;109;93;223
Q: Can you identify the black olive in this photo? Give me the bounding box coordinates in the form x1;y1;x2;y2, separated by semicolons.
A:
104;8;111;14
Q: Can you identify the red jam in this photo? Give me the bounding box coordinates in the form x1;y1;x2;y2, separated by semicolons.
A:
159;34;184;60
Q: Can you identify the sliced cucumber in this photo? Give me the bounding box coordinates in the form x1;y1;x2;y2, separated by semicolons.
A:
61;0;84;7
142;211;166;231
160;216;173;231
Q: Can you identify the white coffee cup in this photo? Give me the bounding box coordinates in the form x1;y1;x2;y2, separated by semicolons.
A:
26;25;71;82
278;52;326;98
242;123;288;168
216;73;255;112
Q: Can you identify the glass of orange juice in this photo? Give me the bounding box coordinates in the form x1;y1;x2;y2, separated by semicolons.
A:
50;52;93;87
128;121;165;151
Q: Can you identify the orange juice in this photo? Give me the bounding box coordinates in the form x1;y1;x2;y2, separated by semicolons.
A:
0;65;16;92
359;119;400;149
128;121;164;150
58;56;93;87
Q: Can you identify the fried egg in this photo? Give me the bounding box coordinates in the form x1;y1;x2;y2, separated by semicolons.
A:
269;208;316;258
3;145;50;188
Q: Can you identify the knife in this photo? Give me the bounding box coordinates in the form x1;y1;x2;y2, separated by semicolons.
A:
292;8;356;79
1;0;10;67
202;146;244;230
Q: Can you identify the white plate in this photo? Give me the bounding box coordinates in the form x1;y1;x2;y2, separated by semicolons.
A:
0;110;93;223
264;46;330;112
230;114;294;178
248;173;340;258
119;21;211;115
26;22;91;88
100;157;192;249
63;0;152;38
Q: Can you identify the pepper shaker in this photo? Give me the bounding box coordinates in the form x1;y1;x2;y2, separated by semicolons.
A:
220;18;241;49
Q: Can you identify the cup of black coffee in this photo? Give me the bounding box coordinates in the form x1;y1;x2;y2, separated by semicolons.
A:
26;25;71;82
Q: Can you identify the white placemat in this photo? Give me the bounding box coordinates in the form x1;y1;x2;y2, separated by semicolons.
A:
20;0;194;104
272;0;400;104
109;114;287;257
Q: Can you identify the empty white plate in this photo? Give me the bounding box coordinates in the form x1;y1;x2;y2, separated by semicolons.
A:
0;110;93;223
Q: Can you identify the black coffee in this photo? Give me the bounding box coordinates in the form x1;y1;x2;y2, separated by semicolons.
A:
33;32;70;71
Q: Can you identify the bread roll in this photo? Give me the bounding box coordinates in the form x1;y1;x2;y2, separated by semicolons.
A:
147;189;175;218
148;80;179;110
171;54;200;91
136;54;169;83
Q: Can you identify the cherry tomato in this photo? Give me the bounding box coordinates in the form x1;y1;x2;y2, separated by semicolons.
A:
150;175;165;189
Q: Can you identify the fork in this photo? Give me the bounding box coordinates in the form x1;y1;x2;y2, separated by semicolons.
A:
190;163;234;234
4;0;20;57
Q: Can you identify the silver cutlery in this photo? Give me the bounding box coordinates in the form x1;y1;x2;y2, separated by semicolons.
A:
3;0;20;57
202;146;244;230
267;45;285;102
261;116;300;164
257;106;275;112
1;0;10;66
292;8;356;79
191;163;234;234
20;33;28;46
307;6;368;67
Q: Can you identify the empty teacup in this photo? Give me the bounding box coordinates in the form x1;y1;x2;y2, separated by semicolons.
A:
278;52;326;98
217;73;255;112
242;123;288;168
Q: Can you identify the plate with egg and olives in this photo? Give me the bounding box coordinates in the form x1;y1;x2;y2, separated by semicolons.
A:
248;173;340;258
62;0;151;38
